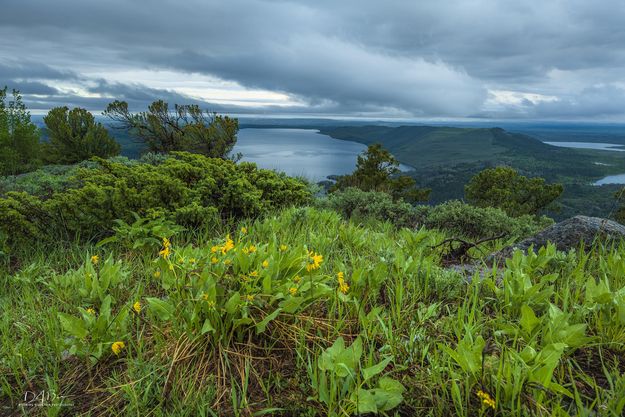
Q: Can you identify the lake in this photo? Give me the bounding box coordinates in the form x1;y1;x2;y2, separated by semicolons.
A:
543;141;625;152
234;128;411;181
595;174;625;185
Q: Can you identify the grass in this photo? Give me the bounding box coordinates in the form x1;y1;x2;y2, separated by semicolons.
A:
1;207;625;416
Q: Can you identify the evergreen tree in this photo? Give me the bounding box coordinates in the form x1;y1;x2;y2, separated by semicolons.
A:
0;87;41;175
331;143;430;203
104;100;239;158
44;106;120;164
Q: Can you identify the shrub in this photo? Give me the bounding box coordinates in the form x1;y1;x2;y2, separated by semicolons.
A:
319;187;426;228
424;200;553;239
465;166;563;217
0;152;311;247
0;157;135;198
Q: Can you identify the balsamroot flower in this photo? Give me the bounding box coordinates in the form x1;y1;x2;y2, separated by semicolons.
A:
91;255;99;265
221;235;234;254
133;301;141;313
111;341;125;355
306;251;323;272
477;390;496;409
337;272;349;294
159;237;172;259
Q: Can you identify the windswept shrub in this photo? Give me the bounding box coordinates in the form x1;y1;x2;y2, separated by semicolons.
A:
424;200;553;239
319;187;427;228
320;189;550;240
0;156;135;198
0;152;311;247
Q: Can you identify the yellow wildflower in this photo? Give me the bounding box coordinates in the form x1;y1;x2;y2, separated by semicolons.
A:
86;307;96;315
248;245;257;253
221;235;234;254
133;301;141;313
153;270;161;278
224;259;232;265
246;294;255;302
241;227;247;234
211;256;219;264
242;247;249;255
306;251;323;272
91;255;99;265
293;275;302;283
280;244;288;252
476;390;496;409
202;293;209;300
111;341;125;355
210;245;219;254
337;272;349;294
249;270;259;278
189;258;196;264
262;260;269;268
289;287;298;296
159;237;172;259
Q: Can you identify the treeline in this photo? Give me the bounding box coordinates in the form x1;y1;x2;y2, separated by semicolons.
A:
0;87;239;176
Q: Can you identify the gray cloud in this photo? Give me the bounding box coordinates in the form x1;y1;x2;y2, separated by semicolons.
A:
1;0;625;119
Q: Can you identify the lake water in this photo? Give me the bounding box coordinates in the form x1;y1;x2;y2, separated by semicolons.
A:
544;141;625;152
234;128;411;181
595;174;625;185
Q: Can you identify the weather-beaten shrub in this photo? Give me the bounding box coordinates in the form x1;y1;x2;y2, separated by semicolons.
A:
321;189;552;240
424;200;553;239
319;187;427;228
0;152;311;246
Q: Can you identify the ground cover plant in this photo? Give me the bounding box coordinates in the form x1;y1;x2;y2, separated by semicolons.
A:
1;206;625;416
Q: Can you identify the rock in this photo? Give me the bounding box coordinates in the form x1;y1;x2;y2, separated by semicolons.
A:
492;215;625;262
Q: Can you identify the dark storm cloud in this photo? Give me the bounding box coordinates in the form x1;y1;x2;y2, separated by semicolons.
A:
1;0;625;118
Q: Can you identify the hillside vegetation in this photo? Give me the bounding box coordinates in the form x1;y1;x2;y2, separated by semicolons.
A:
320;126;625;219
2;205;625;416
2;95;625;416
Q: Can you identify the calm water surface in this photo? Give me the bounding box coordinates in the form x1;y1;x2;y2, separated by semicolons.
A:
595;174;625;185
234;128;410;181
544;141;625;151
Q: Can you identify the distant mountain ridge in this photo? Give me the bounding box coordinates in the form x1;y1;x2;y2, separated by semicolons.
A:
318;125;625;220
319;125;552;168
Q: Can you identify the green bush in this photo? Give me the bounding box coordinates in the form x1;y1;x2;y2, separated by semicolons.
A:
321;189;552;240
319;187;427;228
0;152;311;247
424;200;553;239
0;156;136;198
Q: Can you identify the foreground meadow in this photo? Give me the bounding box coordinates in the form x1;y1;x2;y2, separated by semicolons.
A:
1;207;624;416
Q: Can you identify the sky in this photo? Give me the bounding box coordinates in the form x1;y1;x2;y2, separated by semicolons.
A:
2;0;625;120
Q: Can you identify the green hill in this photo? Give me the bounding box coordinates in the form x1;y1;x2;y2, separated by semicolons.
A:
320;125;625;219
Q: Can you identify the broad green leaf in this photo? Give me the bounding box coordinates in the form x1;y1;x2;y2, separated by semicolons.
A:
145;297;175;321
201;319;215;335
362;356;393;381
352;388;377;414
255;308;282;334
520;304;540;335
58;313;88;339
225;292;241;314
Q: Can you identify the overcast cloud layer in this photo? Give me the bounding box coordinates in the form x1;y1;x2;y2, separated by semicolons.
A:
2;0;625;119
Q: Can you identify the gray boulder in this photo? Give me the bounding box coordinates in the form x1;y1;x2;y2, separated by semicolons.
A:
493;215;625;261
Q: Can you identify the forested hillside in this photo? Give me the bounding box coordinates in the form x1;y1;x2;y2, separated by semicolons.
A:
321;125;625;219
